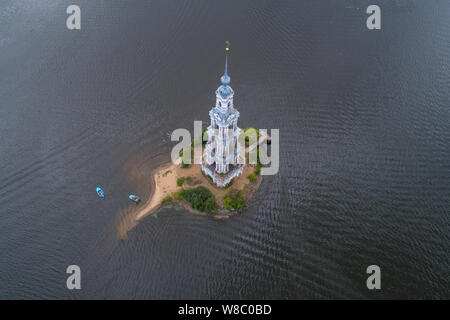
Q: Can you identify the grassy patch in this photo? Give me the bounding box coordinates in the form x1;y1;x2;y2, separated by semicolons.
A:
182;176;201;186
248;173;256;182
177;178;184;186
162;170;172;177
161;195;172;205
173;192;183;200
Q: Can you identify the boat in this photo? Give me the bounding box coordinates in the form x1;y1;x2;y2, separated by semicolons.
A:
96;187;105;198
129;195;141;203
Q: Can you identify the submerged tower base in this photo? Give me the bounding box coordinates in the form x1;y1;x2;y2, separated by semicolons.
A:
201;163;244;188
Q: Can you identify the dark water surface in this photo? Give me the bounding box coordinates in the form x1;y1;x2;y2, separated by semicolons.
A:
0;0;448;299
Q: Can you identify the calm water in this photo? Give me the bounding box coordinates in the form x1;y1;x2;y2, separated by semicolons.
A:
0;0;448;299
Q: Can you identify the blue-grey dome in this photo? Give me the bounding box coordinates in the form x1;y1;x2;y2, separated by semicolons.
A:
218;54;232;97
221;74;230;85
218;85;232;98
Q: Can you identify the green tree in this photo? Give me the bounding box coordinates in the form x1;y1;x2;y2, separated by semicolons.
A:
224;197;232;210
204;197;217;213
178;187;217;213
232;194;245;212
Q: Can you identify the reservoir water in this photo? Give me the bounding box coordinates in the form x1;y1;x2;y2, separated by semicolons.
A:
0;0;448;299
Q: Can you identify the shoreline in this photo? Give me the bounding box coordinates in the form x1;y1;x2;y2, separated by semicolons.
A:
134;162;262;221
135;161;175;220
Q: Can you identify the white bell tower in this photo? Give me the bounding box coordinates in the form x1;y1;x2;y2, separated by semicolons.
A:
201;47;245;187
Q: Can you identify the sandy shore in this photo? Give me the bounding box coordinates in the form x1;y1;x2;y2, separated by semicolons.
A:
135;162;262;221
133;130;269;221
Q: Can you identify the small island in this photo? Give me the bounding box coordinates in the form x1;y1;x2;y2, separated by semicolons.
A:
135;158;262;220
135;47;268;221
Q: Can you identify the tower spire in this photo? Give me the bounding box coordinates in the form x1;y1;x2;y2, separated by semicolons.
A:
221;41;231;85
224;54;228;77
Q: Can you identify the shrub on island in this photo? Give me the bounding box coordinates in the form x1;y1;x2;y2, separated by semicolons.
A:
204;197;217;213
161;195;172;205
224;190;246;212
240;127;259;147
232;193;245;212
224;197;233;210
178;187;218;213
177;178;184;186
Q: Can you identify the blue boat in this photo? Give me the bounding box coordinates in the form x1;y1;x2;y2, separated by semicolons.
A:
96;187;105;198
129;194;141;203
